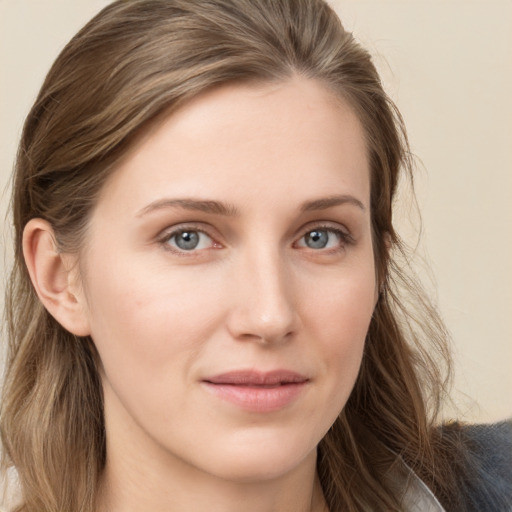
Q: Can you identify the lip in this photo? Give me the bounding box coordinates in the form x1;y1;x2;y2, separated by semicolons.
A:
201;370;309;413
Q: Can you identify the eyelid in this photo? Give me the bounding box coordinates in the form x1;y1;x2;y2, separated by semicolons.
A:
294;222;355;250
297;221;353;240
157;223;222;255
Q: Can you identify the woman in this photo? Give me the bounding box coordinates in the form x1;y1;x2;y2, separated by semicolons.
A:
1;0;510;511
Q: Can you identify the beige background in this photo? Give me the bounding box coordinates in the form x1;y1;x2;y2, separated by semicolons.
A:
1;1;510;422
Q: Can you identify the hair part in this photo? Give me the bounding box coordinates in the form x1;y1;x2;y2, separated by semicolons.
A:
2;1;465;510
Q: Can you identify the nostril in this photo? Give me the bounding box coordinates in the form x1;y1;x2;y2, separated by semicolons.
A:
246;326;295;345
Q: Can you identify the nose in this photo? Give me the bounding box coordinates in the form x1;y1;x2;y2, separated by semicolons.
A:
226;248;297;345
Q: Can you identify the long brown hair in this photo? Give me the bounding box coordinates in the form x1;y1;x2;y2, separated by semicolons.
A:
1;0;463;510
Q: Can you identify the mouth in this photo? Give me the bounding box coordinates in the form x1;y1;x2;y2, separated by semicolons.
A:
201;370;309;412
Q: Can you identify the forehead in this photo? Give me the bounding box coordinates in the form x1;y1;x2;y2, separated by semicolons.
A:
97;77;370;216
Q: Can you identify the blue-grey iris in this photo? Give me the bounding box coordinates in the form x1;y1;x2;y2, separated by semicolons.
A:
305;230;328;249
175;231;200;250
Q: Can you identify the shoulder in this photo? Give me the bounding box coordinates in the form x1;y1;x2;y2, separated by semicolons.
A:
439;419;512;511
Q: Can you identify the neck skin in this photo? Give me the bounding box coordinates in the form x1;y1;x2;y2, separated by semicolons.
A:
96;385;329;512
97;455;327;512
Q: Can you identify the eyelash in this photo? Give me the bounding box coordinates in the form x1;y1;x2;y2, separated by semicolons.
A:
296;224;355;252
158;225;219;257
158;223;354;256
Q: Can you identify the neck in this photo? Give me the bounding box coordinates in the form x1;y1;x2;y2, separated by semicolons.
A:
97;446;328;512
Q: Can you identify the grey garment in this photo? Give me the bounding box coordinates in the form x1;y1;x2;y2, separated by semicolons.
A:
456;420;512;511
391;420;512;512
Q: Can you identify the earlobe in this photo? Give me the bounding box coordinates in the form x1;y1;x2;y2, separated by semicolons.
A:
22;218;91;337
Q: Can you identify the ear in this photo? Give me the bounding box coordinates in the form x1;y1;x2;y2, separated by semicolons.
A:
22;218;91;336
383;231;392;253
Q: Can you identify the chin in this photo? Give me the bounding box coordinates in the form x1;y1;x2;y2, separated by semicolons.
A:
195;429;319;483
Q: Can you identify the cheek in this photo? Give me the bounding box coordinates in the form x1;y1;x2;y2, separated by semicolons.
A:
302;263;375;399
82;259;231;438
82;253;225;386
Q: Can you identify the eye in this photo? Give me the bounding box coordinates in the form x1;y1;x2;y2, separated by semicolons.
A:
296;227;349;250
164;229;216;252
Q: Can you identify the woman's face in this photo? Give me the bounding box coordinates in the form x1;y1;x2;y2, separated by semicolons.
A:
78;77;377;482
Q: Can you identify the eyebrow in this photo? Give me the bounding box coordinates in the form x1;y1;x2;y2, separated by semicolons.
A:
137;198;240;217
136;194;365;218
300;194;366;212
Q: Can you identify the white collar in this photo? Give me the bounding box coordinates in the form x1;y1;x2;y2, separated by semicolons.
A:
390;455;446;512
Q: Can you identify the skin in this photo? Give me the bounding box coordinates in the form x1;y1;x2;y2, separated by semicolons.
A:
24;77;378;512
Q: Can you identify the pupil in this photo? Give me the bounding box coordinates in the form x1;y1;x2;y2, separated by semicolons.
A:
176;231;199;250
307;230;328;249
